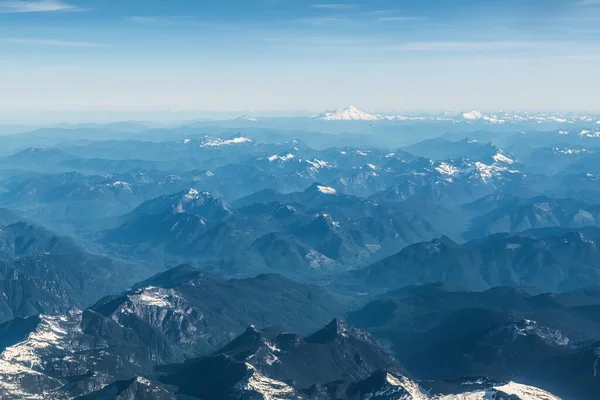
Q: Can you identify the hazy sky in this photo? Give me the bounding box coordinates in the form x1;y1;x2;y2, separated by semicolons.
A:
2;0;600;121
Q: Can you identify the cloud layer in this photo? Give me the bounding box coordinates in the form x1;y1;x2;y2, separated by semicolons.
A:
0;0;76;13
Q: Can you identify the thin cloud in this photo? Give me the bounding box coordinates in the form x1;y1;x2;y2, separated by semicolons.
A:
364;10;398;15
126;16;196;24
311;3;359;10
377;16;422;22
578;0;600;5
298;16;348;26
390;41;537;52
1;38;105;47
126;16;162;23
0;0;79;13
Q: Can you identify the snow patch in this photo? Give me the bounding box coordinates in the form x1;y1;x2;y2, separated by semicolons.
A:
493;152;515;164
235;364;296;400
237;115;257;121
436;162;459;176
136;287;173;308
493;381;561;400
305;159;330;170
378;373;428;400
201;136;252;147
106;181;133;192
579;129;600;138
316;185;337;195
553;147;590;155
268;153;294;162
305;250;334;269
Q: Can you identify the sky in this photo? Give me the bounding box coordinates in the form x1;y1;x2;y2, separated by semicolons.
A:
1;0;600;122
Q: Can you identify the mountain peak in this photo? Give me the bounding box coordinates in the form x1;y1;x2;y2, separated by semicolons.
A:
318;106;379;121
132;189;232;220
217;325;266;357
434;235;461;248
133;264;205;290
305;318;351;343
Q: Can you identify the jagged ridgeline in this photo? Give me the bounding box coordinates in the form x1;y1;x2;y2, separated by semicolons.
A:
2;113;600;399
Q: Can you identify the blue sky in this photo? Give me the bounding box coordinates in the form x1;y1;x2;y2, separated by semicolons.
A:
1;0;600;121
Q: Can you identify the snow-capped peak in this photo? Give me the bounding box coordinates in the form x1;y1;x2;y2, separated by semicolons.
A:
318;106;379;121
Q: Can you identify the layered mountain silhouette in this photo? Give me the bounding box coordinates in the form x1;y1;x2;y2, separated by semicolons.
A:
352;228;600;293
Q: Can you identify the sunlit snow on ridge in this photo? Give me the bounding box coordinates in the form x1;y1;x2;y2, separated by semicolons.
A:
268;153;294;162
201;136;252;147
317;185;337;194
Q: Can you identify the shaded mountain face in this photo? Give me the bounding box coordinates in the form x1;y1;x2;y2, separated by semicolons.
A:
75;377;175;400
103;185;439;275
0;171;144;229
351;228;600;293
0;314;568;400
0;265;562;399
128;188;232;221
83;266;347;359
159;321;560;400
0;148;77;171
348;283;600;399
159;319;399;397
0;219;134;323
307;373;561;400
463;195;600;240
404;138;501;161
366;154;528;208
0;220;85;258
511;145;600;176
0;208;19;226
0;265;348;398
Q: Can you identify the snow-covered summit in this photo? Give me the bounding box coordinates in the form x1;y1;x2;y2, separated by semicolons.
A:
318;106;379;121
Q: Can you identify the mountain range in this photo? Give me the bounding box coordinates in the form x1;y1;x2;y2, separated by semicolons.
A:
2;112;600;398
348;282;600;399
0;266;567;399
351;227;600;293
